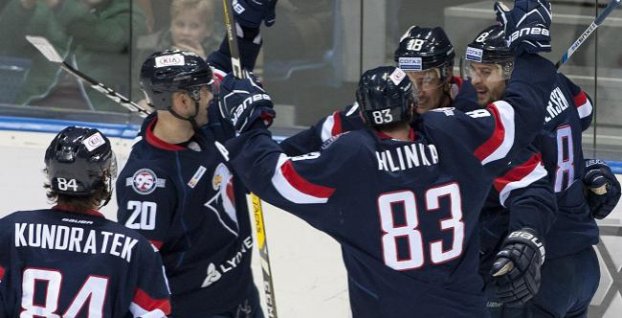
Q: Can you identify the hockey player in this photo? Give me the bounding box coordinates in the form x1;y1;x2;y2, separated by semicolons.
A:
0;126;171;318
115;1;274;317
218;2;556;316
280;25;476;156
463;23;621;317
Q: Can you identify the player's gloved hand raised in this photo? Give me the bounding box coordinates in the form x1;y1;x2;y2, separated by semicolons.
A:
233;0;277;28
583;159;622;219
495;0;552;55
219;71;275;134
490;228;545;305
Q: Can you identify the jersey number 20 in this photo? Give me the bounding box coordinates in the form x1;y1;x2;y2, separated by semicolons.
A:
378;183;465;270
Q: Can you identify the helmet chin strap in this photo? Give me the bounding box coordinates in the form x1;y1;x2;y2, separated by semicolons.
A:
98;175;114;209
167;92;202;131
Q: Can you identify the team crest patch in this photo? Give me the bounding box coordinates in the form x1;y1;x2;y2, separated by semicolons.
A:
126;168;166;195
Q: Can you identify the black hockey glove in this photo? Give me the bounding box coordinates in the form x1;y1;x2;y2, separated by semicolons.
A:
495;0;552;55
219;71;275;134
233;0;277;28
490;228;545;306
583;159;621;219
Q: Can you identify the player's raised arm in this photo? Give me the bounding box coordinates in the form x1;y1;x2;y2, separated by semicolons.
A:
422;0;555;172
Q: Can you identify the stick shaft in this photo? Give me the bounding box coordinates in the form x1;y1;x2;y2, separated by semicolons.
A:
221;1;279;316
556;0;621;68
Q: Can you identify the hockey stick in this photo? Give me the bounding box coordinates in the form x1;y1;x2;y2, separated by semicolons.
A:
222;1;279;317
24;36;151;117
556;0;622;69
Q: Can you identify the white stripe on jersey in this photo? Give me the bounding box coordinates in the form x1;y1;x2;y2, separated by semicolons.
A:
320;114;336;142
482;101;516;165
271;154;331;204
129;303;167;318
576;99;593;119
498;163;548;206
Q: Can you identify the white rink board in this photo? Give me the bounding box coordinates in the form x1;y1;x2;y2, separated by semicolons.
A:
2;129;622;318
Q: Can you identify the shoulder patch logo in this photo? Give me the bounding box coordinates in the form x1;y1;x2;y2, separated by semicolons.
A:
126;168;166;195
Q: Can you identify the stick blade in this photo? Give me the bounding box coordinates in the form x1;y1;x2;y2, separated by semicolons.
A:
25;35;64;63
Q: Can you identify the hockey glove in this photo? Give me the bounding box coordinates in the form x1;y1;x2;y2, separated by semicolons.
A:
495;0;552;55
233;0;277;28
218;71;275;134
490;228;545;306
583;159;621;219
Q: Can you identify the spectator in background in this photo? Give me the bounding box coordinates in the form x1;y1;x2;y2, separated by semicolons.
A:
0;0;147;111
137;0;224;60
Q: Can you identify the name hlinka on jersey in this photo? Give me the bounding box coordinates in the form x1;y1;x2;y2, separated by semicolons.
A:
376;143;439;172
14;222;138;263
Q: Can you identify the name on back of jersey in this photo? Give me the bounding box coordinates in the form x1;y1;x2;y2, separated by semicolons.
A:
545;87;570;123
14;222;138;263
376;143;439;172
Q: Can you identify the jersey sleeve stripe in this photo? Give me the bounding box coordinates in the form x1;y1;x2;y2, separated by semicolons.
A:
0;265;4;282
494;153;547;206
574;91;593;119
130;288;171;317
320;111;342;142
271;154;336;204
474;101;516;165
149;240;163;250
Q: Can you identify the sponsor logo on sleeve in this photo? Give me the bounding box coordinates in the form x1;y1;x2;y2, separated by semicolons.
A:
126;168;166;195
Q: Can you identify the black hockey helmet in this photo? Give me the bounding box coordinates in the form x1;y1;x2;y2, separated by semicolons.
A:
44;126;117;196
356;66;414;127
394;26;455;78
464;24;514;79
139;49;214;110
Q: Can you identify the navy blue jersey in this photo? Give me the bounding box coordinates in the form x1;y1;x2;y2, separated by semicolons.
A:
478;149;556;280
227;54;555;318
116;111;254;316
534;73;596;258
0;207;170;318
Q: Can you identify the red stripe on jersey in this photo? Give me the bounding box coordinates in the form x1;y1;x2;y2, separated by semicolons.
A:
145;119;186;151
53;205;104;218
281;160;335;198
574;91;587;107
0;265;5;281
475;104;505;161
150;240;163;250
451;76;463;89
494;153;542;192
331;111;343;136
133;288;171;315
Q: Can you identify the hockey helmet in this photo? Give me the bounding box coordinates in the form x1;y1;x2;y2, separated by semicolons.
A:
356;66;414;127
45;126;117;196
140;49;214;110
464;24;514;80
394;26;455;78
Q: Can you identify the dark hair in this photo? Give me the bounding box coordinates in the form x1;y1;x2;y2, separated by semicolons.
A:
43;169;113;211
